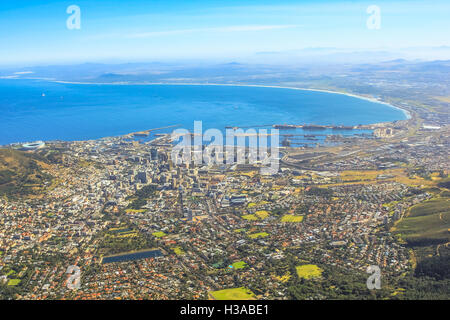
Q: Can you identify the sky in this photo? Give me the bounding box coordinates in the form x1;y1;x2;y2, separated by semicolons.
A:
0;0;449;66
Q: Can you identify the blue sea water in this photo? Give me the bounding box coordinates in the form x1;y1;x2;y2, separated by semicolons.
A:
0;79;407;145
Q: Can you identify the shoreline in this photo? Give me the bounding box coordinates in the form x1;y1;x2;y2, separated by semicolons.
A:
50;80;412;120
2;77;412;119
0;78;412;146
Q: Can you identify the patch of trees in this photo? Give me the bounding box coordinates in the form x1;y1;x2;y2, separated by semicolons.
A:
378;157;408;163
0;170;15;185
406;237;448;247
305;187;333;198
414;255;450;280
127;198;147;210
126;184;157;209
407;187;424;195
271;207;289;216
396;276;450;299
438;179;450;189
98;232;156;255
287;263;390;300
133;184;157;199
295;204;310;215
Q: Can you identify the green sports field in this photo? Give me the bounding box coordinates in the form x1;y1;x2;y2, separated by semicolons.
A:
209;287;256;300
242;214;258;221
281;214;304;222
7;279;21;286
249;232;269;239
295;264;323;279
152;231;167;238
231;261;248;269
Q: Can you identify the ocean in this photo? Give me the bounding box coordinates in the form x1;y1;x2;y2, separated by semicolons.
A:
0;79;407;145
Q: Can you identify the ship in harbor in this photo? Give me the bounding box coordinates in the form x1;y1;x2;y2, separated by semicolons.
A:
302;125;327;130
273;124;357;130
331;125;354;130
281;138;291;147
273;124;297;129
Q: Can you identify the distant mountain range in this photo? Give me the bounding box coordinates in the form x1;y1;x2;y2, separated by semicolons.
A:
1;59;449;85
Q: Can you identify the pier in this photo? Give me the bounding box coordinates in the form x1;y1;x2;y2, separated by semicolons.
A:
127;124;181;138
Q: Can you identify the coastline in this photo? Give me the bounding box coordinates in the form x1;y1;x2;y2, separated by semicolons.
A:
0;78;412;146
50;80;412;120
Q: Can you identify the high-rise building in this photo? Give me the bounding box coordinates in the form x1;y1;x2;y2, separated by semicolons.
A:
150;148;158;161
136;171;147;184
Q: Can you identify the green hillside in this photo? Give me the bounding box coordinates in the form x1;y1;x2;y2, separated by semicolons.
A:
0;148;53;198
394;191;450;281
396;197;449;246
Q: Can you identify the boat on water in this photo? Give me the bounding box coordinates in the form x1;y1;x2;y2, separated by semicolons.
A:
302;125;327;130
331;125;354;130
273;124;297;129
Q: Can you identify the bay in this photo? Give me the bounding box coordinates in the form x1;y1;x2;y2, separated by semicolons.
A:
0;79;407;145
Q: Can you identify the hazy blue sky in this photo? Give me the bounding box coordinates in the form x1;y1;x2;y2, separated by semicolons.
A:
0;0;449;65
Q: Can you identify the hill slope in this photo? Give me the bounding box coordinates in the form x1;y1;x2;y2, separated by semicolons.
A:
0;148;52;198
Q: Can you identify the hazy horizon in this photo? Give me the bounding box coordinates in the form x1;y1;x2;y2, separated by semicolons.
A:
1;0;449;67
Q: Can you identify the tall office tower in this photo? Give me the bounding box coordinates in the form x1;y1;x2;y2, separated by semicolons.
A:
150;148;158;161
